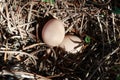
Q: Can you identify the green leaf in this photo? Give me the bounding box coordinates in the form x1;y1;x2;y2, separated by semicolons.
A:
112;7;120;14
85;36;91;43
42;0;55;4
116;74;120;80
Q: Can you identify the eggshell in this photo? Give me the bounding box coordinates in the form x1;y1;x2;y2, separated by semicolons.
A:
59;35;84;54
42;19;65;47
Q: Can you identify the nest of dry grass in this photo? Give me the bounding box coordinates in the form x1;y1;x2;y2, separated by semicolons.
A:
0;0;120;80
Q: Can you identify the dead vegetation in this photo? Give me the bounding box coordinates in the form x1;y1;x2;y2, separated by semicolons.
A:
0;0;120;80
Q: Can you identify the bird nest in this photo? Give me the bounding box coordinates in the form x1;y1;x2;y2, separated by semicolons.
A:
0;0;120;80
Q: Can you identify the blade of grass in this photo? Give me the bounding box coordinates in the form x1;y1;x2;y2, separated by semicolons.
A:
42;0;55;4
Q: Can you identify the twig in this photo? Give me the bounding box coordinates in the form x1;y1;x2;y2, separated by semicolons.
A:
112;13;116;42
96;14;105;56
5;3;12;34
23;42;45;50
79;13;85;34
0;50;37;65
86;47;120;80
101;20;111;44
0;70;51;80
26;1;34;30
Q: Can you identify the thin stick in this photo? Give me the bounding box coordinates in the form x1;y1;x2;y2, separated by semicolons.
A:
87;47;120;80
0;50;37;65
79;13;85;34
23;43;45;50
26;1;34;30
97;14;105;55
0;70;51;80
112;13;116;42
5;3;13;34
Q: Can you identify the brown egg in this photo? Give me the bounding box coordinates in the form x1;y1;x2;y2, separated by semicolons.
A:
59;35;84;54
42;19;65;47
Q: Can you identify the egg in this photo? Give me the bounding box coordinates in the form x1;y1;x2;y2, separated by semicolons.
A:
59;35;84;54
42;19;65;47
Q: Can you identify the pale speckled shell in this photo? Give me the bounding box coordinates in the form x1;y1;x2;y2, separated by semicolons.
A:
42;19;65;47
59;35;83;54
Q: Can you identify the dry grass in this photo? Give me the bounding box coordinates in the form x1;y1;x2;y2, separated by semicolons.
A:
0;0;120;80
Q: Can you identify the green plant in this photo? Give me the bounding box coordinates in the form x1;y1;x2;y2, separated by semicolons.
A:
85;35;91;44
42;0;55;4
116;74;120;80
